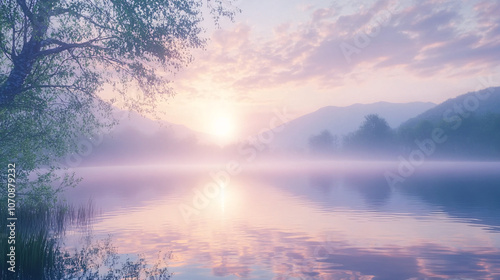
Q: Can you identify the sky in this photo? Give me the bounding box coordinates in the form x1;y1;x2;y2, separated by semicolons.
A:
152;0;500;142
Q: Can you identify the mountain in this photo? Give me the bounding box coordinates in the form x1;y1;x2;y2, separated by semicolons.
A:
398;87;500;159
80;110;216;166
268;101;436;151
400;87;500;129
112;110;207;140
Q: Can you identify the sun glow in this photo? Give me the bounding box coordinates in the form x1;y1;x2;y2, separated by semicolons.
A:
210;115;235;144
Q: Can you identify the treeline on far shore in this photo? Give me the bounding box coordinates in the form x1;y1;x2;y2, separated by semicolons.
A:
308;113;500;160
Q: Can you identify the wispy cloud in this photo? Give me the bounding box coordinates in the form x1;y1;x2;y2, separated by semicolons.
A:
172;0;500;99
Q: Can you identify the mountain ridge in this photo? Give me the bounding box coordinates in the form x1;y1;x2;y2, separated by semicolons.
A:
400;87;500;129
266;101;436;151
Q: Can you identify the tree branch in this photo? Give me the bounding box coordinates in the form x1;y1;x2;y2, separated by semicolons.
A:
51;8;115;32
11;18;16;57
49;7;70;16
0;36;12;59
16;0;35;24
37;37;111;57
21;84;81;92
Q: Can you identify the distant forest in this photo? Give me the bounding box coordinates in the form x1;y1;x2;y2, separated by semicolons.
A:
309;113;500;160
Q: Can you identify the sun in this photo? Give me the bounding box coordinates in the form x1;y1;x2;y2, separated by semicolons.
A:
210;115;235;144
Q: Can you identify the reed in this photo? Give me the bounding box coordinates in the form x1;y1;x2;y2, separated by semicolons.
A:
1;200;171;279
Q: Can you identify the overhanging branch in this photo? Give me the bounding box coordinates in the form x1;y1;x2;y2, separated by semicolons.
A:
16;0;35;24
37;38;111;57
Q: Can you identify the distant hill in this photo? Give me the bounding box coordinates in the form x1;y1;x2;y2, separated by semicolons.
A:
81;110;217;166
267;101;436;151
400;87;500;129
398;87;500;159
112;110;207;140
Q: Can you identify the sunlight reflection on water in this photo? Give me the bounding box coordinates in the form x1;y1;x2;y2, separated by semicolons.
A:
64;161;500;279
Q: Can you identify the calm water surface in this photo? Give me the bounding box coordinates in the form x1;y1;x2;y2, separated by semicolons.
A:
64;162;500;280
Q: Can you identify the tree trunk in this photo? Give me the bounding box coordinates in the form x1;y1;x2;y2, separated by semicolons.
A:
0;49;36;107
0;3;50;108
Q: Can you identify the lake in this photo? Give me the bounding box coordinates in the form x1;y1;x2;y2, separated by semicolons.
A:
63;161;500;280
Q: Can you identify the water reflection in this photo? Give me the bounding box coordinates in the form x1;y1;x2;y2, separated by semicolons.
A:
0;200;172;279
64;162;500;279
402;172;500;231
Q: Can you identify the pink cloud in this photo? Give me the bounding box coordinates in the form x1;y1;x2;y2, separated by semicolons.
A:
174;1;500;97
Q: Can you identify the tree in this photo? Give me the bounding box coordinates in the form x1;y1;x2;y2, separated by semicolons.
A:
343;114;394;156
396;113;500;160
308;130;337;156
437;112;500;159
397;119;434;153
0;0;239;107
0;0;239;203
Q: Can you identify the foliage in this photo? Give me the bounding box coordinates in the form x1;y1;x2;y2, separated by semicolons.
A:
392;113;500;159
401;113;500;159
0;0;240;108
53;236;173;280
1;200;172;279
308;112;500;159
0;0;239;203
308;130;337;156
343;114;395;156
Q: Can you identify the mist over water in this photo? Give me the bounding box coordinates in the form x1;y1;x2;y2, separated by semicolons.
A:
3;0;500;277
62;160;500;279
52;83;500;280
